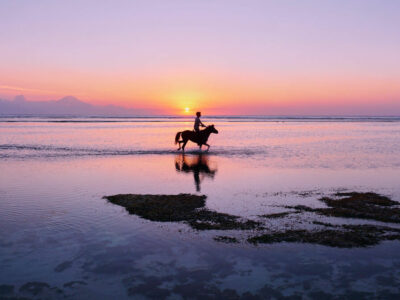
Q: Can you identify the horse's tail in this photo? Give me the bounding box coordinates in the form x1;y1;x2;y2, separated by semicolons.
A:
175;132;182;144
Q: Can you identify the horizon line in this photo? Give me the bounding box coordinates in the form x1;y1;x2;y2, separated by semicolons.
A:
1;114;400;118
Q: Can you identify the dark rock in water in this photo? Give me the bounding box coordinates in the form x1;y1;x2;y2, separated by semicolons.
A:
54;260;72;272
248;224;400;248
249;229;376;248
105;194;206;222
286;192;400;223
214;236;239;243
105;191;400;248
332;192;397;206
258;192;400;247
104;194;261;231
0;284;14;295
19;282;50;295
318;192;400;223
248;225;400;248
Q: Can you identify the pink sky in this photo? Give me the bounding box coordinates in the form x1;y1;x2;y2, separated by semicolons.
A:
1;0;399;115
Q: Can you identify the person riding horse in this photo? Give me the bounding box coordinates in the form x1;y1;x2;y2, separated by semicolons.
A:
175;112;218;152
194;111;206;134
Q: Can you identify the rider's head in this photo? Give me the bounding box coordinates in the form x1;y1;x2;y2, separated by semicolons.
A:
196;112;201;117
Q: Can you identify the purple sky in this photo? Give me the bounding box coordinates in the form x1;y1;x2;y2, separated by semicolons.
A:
1;0;399;115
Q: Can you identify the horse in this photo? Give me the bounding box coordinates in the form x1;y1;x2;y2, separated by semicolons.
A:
175;125;219;152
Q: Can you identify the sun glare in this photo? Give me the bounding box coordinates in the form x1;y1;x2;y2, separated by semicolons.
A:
185;107;190;113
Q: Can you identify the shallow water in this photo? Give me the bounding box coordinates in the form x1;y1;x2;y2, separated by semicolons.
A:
1;117;400;299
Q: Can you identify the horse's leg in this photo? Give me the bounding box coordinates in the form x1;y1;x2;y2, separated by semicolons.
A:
182;140;188;152
181;134;189;152
177;141;183;151
204;143;210;151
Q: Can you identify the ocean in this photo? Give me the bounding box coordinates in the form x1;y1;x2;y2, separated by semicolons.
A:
1;116;400;299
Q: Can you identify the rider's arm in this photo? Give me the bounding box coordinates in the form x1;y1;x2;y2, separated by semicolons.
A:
200;120;206;127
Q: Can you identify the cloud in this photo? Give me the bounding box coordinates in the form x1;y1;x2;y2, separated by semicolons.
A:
0;85;58;95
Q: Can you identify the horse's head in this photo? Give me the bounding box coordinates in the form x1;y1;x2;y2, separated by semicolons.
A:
208;124;218;134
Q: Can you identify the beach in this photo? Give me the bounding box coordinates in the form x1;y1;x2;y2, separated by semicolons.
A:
1;117;400;299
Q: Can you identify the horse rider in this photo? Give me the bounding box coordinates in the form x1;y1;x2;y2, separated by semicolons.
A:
194;111;206;134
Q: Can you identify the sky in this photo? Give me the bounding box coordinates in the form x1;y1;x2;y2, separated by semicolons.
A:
1;0;400;115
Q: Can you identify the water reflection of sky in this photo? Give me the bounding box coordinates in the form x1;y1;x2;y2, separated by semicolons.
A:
2;120;400;169
1;120;400;298
1;154;400;298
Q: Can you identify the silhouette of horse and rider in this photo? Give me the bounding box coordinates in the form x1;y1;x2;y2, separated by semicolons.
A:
175;112;218;152
175;153;217;191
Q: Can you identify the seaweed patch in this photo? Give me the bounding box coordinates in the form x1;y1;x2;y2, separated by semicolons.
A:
286;192;400;223
248;225;400;248
104;194;261;231
105;192;400;248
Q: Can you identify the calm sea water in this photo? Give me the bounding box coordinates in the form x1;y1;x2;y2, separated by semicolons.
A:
1;116;400;299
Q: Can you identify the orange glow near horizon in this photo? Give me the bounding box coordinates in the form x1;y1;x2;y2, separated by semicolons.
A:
1;70;400;115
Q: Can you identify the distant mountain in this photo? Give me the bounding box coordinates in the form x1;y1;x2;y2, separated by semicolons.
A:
0;95;152;116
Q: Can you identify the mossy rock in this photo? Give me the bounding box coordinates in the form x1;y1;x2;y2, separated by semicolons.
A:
248;225;400;248
286;192;400;224
319;192;400;223
104;193;261;231
105;194;206;222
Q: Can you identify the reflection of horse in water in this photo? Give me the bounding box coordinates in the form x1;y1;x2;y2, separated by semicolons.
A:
175;154;217;192
175;125;219;152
